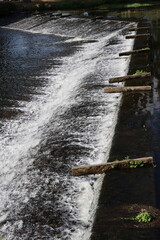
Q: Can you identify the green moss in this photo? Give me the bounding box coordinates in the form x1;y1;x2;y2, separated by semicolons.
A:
133;211;152;223
125;3;152;8
129;160;144;168
124;156;130;161
133;70;148;75
98;2;154;10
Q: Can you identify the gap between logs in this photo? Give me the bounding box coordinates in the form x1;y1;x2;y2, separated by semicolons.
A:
72;157;154;176
104;86;151;93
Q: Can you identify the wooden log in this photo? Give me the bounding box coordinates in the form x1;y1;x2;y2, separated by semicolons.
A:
119;48;150;56
80;39;98;43
104;86;151;93
125;34;151;39
72;157;153;176
128;27;150;31
109;73;151;83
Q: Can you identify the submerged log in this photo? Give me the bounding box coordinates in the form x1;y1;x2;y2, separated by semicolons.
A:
109;73;151;83
80;39;98;43
125;34;151;39
104;86;151;93
119;48;150;56
72;157;153;176
128;27;150;31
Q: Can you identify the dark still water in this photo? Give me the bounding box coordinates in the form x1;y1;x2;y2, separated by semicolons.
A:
91;6;160;240
109;5;160;211
0;14;135;239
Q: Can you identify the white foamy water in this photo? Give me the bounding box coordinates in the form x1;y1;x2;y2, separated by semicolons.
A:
0;16;136;239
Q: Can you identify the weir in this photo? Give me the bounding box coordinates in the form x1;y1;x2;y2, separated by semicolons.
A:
0;14;135;240
3;8;160;240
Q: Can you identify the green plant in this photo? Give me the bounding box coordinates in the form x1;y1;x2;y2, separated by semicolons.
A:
133;211;152;223
97;2;152;10
124;156;130;161
133;70;148;75
142;47;150;50
129;160;144;168
111;159;119;169
114;159;119;162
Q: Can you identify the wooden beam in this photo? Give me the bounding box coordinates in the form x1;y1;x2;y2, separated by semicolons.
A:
125;34;151;39
109;73;151;83
104;86;151;93
128;27;150;31
72;157;154;176
80;39;98;43
119;48;150;56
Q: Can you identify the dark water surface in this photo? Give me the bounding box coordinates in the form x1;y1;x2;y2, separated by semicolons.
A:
91;7;160;240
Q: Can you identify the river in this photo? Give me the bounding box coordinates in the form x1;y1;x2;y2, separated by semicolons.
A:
0;12;135;240
1;6;160;240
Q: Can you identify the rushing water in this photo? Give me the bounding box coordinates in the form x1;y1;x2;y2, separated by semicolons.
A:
0;14;135;239
2;6;160;240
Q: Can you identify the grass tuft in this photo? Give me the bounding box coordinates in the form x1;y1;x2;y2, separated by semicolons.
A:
133;211;152;223
133;70;148;75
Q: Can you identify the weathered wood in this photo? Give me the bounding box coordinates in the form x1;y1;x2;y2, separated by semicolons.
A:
80;39;98;43
72;157;153;176
125;34;151;39
104;86;151;93
109;73;151;83
128;27;150;31
119;48;150;56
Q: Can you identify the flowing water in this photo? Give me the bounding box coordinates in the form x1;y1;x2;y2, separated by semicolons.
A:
0;14;135;240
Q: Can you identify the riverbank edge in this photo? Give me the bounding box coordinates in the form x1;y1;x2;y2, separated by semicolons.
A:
0;1;160;18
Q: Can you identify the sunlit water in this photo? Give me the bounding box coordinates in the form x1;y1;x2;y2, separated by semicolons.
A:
0;15;135;239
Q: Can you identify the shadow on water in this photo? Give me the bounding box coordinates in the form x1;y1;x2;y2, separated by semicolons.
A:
151;16;160;210
91;7;160;240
